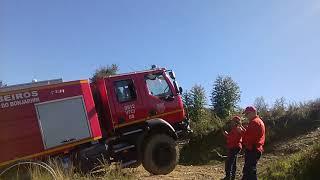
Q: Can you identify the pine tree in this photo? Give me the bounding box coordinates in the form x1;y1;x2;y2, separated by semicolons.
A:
182;90;192;116
189;85;207;122
210;76;241;119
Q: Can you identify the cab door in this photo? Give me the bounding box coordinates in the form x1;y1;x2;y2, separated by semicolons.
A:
141;72;183;124
108;75;146;128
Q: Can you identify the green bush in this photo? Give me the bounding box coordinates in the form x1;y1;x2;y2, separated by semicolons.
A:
179;129;226;165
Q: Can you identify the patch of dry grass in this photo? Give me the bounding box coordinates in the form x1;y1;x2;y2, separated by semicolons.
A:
0;158;136;180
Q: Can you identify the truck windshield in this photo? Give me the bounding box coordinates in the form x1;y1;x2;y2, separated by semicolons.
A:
146;74;173;97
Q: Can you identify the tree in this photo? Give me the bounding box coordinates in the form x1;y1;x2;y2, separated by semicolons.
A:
254;96;269;118
182;85;207;123
182;90;192;116
90;64;119;83
254;97;268;111
187;85;217;135
272;97;286;117
210;76;241;119
189;85;207;122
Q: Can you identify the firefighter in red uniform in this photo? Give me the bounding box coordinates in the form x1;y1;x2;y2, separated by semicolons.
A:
223;116;243;180
239;106;265;180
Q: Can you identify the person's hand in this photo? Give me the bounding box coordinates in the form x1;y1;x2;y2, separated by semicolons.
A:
236;127;242;133
237;125;246;133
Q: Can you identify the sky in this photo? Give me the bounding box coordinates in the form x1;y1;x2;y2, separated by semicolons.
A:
1;0;320;107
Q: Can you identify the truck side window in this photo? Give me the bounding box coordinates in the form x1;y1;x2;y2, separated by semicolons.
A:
115;80;137;103
146;74;173;97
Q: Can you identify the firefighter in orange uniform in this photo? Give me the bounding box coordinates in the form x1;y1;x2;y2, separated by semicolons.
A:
239;106;265;180
223;116;243;180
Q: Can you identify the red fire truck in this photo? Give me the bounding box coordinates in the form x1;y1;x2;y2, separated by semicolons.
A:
0;67;191;175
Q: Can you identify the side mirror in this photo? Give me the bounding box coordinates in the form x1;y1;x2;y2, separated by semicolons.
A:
179;87;183;94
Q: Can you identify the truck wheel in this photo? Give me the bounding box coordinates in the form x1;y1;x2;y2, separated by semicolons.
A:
142;134;178;175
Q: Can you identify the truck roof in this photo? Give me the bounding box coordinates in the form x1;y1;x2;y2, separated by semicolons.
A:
0;67;167;93
0;79;63;93
106;68;166;78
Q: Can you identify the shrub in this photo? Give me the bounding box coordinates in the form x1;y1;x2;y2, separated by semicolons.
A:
179;129;226;165
263;99;320;147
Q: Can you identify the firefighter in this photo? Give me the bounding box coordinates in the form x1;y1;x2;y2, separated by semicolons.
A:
222;116;243;180
239;106;265;180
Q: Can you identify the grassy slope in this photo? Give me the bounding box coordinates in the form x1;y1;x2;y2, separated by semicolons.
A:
260;143;320;180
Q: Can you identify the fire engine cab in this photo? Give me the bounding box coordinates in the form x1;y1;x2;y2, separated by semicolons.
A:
0;67;191;175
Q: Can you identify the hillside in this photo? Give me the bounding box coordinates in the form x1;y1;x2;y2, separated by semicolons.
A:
1;127;319;180
135;127;320;180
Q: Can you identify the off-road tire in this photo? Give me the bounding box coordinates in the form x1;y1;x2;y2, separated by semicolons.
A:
142;134;178;175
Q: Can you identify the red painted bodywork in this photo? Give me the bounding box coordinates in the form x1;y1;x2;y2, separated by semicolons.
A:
94;68;186;133
0;80;102;165
0;68;186;166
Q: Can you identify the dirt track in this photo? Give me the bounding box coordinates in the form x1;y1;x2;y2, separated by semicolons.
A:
135;127;320;180
135;164;225;180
